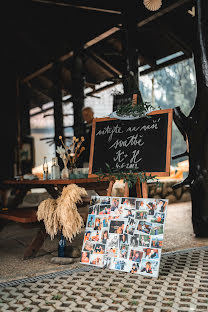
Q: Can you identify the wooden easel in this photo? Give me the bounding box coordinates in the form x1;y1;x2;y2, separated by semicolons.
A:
106;179;148;198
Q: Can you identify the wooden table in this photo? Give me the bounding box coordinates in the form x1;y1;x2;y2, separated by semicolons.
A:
0;178;110;259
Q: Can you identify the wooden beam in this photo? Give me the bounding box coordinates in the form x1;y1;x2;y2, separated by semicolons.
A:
22;27;119;83
140;54;190;76
88;51;122;76
164;31;192;57
86;82;119;96
32;0;121;14
137;0;193;28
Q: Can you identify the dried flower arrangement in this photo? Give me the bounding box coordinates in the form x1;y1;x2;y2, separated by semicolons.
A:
37;184;87;241
56;136;85;170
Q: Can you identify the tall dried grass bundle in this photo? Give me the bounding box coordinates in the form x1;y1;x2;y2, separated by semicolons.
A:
37;184;87;241
37;198;59;239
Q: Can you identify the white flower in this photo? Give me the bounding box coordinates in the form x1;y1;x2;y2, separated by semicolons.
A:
56;146;66;159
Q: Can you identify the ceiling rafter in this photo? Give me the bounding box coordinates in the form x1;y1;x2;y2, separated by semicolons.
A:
87;50;122;77
22;27;119;83
32;0;121;14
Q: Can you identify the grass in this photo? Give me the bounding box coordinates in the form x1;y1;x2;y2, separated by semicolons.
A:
51;294;62;300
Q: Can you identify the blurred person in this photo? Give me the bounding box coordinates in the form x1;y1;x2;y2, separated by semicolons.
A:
78;107;94;167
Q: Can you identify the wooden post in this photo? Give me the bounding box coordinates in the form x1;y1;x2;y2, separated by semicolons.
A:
52;63;65;166
72;50;85;138
121;3;140;94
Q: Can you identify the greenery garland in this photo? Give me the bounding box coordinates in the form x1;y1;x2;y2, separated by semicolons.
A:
96;163;161;189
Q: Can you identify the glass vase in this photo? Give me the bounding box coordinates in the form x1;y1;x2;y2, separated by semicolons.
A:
61;166;69;179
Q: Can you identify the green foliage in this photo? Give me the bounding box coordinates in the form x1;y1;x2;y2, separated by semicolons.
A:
116;100;153;117
96;163;161;188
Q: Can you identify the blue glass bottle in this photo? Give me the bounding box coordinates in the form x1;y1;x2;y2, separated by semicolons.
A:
58;234;66;257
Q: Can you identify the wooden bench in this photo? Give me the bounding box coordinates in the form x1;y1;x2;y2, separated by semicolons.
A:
0;207;37;223
0;207;47;260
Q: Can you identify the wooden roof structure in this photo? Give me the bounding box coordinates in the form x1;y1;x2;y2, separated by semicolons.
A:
7;0;195;110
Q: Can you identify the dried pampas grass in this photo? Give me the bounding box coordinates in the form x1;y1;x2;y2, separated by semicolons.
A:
37;198;59;239
56;184;87;241
37;184;87;241
143;0;162;11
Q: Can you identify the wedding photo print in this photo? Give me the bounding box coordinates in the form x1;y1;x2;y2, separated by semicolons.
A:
81;196;168;277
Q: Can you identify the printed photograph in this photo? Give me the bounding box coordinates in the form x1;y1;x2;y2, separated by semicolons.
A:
123;208;135;218
90;196;100;206
81;195;168;278
94;217;103;230
140;259;159;277
80;251;90;264
99;204;111;215
137;221;152;234
110;258;128;271
90;254;104;267
110;198;120;212
143;248;160;260
83;240;94;252
129;262;140;274
100;197;111;205
136;199;152;210
86;215;95;228
106;246;118;257
139;234;151;247
89;204;99;215
150;224;164;235
83;230;91;243
103;256;111;269
93;243;106;254
156;199;168;213
151;236;163;248
147;201;157;216
111;205;124;218
129;234;140;247
109;220;125;234
107;234;119;248
102;216;109;228
129;249;143;263
151;212;165;224
124;218;136;235
119;245;129;259
121;198;136;208
101;229;109;244
119;234;129;247
135;210;148;220
91;230;101;242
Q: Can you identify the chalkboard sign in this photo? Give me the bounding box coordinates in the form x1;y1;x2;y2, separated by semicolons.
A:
88;109;172;177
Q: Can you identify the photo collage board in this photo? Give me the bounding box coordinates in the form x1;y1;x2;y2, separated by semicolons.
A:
80;196;168;278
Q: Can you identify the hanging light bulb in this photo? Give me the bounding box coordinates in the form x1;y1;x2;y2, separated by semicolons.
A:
143;0;162;11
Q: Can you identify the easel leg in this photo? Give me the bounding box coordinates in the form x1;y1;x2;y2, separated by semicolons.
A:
124;182;129;197
141;182;148;198
107;180;115;196
136;179;142;198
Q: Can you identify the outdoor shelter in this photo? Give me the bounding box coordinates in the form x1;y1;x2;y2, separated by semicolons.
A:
1;0;208;237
